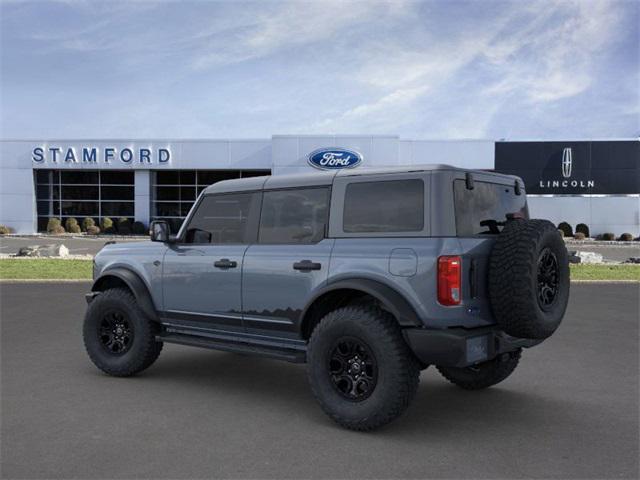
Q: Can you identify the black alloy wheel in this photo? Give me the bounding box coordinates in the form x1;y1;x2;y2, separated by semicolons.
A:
328;337;378;401
98;309;134;355
537;247;559;310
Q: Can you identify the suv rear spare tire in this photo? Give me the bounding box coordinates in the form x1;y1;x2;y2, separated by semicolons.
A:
489;219;569;340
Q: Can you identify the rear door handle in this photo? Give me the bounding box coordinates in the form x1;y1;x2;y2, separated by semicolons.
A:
214;258;237;269
293;260;321;271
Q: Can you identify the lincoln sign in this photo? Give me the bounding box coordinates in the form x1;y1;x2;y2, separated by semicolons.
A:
495;140;639;195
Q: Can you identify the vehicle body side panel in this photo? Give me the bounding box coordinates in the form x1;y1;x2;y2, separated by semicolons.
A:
92;241;167;310
161;243;248;333
241;239;335;342
327;237;497;329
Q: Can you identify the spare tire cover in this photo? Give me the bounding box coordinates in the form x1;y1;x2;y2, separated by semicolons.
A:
489;219;570;339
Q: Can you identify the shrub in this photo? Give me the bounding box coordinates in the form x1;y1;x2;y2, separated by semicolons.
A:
557;222;573;238
0;224;13;234
618;233;633;242
573;232;586;240
86;225;101;235
598;232;615;241
82;217;96;232
65;217;81;234
46;218;62;234
557;229;564;238
50;225;66;235
116;217;132;235
101;217;115;233
132;221;147;235
575;223;590;238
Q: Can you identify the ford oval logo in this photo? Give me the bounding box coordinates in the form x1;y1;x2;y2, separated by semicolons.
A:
307;148;362;170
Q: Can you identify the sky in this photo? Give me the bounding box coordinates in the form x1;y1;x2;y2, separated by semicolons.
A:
1;0;638;140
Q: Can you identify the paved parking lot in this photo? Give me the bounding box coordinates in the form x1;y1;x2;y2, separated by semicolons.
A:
1;282;638;479
1;236;638;261
0;236;147;256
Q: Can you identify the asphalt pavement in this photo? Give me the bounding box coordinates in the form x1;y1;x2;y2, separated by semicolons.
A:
1;236;639;261
1;282;638;479
0;236;147;256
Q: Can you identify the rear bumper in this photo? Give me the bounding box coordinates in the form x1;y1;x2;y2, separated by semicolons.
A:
403;326;542;368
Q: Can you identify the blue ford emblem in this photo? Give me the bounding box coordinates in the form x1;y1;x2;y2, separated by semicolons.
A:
307;148;362;170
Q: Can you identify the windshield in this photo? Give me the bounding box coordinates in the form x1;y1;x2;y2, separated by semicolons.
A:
454;179;528;236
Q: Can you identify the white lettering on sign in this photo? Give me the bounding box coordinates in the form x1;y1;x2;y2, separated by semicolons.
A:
320;152;353;167
538;180;596;188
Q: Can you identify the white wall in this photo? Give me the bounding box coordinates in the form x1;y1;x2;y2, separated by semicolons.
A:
0;142;36;233
271;135;400;175
528;195;640;236
271;136;495;175
400;140;494;169
134;171;151;226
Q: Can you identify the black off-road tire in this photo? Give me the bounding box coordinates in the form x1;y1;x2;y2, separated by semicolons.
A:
307;305;420;431
489;219;570;340
437;349;521;390
83;288;163;377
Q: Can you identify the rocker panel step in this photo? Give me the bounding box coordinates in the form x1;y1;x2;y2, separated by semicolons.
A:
157;332;307;363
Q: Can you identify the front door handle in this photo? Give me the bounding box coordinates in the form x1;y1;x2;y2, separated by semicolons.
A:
214;258;237;269
293;260;321;271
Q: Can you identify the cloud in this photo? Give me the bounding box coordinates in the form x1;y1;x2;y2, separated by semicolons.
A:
191;1;412;70
482;0;622;102
315;0;632;136
1;0;637;139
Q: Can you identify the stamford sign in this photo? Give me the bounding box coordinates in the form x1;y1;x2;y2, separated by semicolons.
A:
308;147;362;170
32;146;171;165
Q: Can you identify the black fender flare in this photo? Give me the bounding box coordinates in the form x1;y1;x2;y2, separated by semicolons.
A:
301;278;422;328
91;267;159;322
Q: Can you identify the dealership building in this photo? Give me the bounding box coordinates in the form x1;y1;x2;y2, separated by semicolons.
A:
0;136;638;235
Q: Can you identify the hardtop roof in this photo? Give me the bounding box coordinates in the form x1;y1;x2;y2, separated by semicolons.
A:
202;164;520;194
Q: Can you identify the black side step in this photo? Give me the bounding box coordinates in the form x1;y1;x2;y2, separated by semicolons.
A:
157;333;307;363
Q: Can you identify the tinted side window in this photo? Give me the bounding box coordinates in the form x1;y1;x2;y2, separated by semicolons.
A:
184;193;257;244
454;180;529;236
343;179;424;233
259;188;329;244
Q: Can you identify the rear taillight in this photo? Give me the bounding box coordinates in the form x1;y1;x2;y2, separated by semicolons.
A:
438;256;461;306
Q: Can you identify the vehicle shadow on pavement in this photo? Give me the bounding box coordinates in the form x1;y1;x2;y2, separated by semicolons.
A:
115;347;574;436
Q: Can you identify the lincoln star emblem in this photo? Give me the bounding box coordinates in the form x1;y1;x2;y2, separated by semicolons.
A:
561;148;572;178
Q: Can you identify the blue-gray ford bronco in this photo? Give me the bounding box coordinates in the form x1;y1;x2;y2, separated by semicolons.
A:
84;166;570;430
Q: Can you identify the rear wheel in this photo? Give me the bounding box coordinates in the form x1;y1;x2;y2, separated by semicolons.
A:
307;305;420;431
437;349;521;390
83;288;163;376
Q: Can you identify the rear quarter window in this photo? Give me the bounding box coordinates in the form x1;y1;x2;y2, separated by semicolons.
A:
343;179;424;233
454;179;528;236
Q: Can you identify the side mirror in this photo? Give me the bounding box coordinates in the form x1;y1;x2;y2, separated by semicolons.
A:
149;220;170;242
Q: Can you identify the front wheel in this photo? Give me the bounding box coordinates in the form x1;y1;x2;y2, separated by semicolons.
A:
83;288;163;377
307;305;420;431
436;349;521;390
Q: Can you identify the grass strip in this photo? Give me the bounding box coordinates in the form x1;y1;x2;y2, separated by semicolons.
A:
0;259;92;279
570;264;640;281
0;259;637;282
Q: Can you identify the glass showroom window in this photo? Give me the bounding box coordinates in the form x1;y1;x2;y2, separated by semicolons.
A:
35;170;134;231
151;169;269;233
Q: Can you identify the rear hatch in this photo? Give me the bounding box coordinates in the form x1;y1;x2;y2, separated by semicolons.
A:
453;174;529;325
